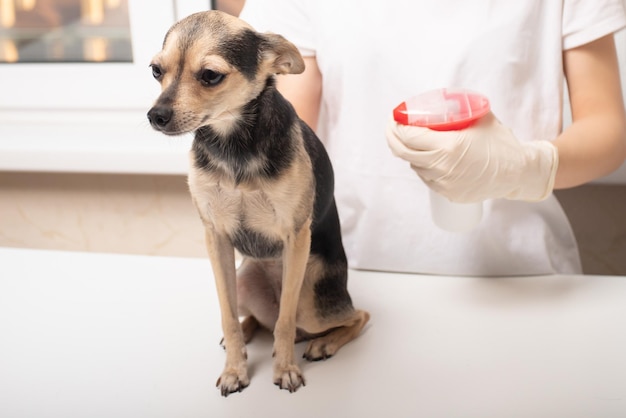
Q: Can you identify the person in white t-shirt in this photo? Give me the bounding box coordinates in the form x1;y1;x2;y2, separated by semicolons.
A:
239;1;626;276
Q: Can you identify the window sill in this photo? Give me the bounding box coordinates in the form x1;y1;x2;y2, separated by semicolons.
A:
0;110;191;175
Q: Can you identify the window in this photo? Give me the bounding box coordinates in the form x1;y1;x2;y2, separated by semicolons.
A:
0;1;210;174
0;0;133;64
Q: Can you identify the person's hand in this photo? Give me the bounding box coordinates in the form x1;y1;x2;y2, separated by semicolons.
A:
385;113;559;203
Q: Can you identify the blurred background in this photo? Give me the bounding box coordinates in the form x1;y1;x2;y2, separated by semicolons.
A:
0;0;625;275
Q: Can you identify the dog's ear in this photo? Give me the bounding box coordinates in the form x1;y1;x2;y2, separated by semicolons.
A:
260;33;305;75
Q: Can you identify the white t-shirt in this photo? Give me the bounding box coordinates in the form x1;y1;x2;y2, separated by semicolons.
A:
240;0;626;276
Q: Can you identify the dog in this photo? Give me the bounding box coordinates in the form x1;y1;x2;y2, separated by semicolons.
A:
147;10;369;396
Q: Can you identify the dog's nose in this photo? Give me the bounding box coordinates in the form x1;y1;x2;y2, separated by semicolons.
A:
147;106;172;129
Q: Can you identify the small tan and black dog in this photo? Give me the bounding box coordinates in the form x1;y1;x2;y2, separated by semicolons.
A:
147;11;369;396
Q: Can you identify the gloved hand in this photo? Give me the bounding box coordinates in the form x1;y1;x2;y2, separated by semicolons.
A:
385;112;559;203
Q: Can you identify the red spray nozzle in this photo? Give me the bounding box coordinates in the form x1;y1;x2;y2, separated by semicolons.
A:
393;88;490;131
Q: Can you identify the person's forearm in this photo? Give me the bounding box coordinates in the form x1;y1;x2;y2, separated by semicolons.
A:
555;34;626;189
553;114;626;189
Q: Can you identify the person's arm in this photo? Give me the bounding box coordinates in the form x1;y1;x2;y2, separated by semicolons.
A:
554;34;626;188
385;34;626;203
276;56;323;130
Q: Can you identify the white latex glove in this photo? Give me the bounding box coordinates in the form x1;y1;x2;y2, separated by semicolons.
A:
385;113;559;203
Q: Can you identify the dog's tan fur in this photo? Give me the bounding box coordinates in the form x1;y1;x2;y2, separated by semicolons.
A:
148;11;369;396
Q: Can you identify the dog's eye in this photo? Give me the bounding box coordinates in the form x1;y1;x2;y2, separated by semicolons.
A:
150;64;163;80
200;69;225;86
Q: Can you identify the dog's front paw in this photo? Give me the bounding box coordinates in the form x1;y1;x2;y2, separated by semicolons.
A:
273;364;305;393
216;367;250;397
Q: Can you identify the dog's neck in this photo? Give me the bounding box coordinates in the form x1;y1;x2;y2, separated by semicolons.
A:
192;77;298;184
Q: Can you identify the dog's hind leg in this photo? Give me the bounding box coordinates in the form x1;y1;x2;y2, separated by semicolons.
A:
303;309;370;361
240;315;260;344
236;258;282;342
296;255;370;361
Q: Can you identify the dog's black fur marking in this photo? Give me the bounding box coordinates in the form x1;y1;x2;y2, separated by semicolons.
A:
192;78;297;184
219;29;263;81
231;226;284;259
299;123;344;261
298;117;352;319
313;270;353;318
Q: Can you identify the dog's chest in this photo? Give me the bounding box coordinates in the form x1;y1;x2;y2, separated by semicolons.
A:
194;182;279;233
189;168;312;259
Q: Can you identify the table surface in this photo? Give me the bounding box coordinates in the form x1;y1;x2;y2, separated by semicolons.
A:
1;247;625;418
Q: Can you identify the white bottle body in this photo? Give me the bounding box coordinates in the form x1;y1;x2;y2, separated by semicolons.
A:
429;190;482;233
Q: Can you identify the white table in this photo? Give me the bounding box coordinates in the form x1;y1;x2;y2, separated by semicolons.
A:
1;247;625;418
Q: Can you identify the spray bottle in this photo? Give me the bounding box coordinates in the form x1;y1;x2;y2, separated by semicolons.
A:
393;88;490;232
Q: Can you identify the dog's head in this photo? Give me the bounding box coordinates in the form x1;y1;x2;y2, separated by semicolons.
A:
147;10;305;136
